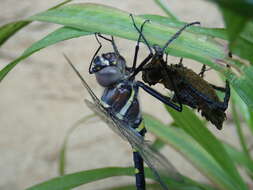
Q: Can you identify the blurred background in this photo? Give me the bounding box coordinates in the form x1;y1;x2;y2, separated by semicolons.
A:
0;0;240;189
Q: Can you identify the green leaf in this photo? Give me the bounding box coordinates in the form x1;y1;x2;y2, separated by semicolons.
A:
0;0;73;47
143;114;245;190
0;27;92;82
208;0;253;62
231;89;251;159
107;183;216;190
224;143;253;178
232;87;253;133
27;3;230;73
151;138;166;150
25;3;253;107
3;3;253;109
220;6;247;42
26;166;206;190
26;167;134;190
140;14;227;40
209;0;253;18
105;184;157;190
163;106;247;190
229;66;253;109
153;0;178;20
2;3;253;108
0;21;30;46
59;114;96;175
229;21;253;63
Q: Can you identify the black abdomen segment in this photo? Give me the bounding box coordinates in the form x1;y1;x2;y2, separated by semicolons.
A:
133;151;145;190
133;123;146;190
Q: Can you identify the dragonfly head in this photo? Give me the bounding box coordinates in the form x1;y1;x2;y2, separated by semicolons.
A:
91;52;126;87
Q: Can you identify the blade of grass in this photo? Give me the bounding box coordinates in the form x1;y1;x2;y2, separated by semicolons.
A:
164;106;247;190
27;167;135;190
140;14;227;40
26;166;204;190
2;3;253;109
0;26;92;82
59;114;96;176
27;3;230;73
231;91;250;159
24;3;253;108
0;0;73;47
106;183;217;190
143;114;243;190
208;0;253;62
232;86;253;134
153;0;179;20
223;143;253;178
208;0;253;19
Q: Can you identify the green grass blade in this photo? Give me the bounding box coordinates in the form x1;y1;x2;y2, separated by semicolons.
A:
25;3;253;108
2;3;253;109
140;14;227;39
106;183;217;190
231;90;251;159
27;3;229;73
219;7;248;43
0;21;30;46
208;0;253;62
163;106;247;190
0;26;92;82
59;114;96;176
0;0;73;47
153;0;178;20
26;166;205;190
232;87;253;135
223;143;253;178
229;66;253;109
229;20;253;63
26;167;135;190
143;114;244;190
208;0;253;19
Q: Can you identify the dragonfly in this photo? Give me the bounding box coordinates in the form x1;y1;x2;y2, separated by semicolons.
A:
63;19;185;189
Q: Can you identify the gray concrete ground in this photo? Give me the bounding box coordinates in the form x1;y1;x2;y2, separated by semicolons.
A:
0;0;242;189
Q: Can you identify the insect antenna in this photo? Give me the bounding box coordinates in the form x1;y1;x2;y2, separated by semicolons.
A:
89;33;103;74
130;14;153;54
161;21;200;53
96;34;120;57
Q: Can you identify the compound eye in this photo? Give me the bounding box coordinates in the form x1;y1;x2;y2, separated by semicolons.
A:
91;56;108;73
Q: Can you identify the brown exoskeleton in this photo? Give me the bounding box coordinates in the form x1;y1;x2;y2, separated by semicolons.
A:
129;15;230;130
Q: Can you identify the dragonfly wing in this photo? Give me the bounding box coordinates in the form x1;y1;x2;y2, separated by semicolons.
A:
85;100;183;190
85;99;129;141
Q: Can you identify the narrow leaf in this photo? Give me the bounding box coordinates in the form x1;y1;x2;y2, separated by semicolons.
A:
209;0;253;18
140;14;227;40
0;27;92;82
26;167;201;190
27;3;229;73
59;114;96;175
224;143;253;178
0;0;73;47
153;0;178;20
26;167;134;190
164;106;247;190
25;3;253;108
144;114;243;190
